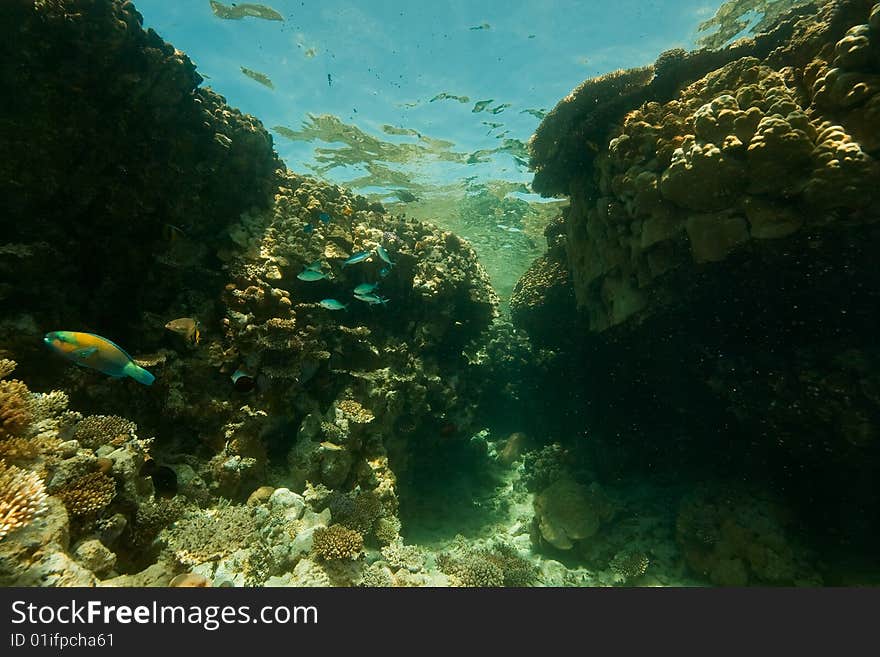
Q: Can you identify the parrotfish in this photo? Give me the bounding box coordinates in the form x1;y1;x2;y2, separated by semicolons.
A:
164;317;200;346
375;245;395;266
44;331;155;385
353;282;379;296
319;299;348;311
342;251;372;267
306;260;323;271
318;212;331;224
354;293;389;306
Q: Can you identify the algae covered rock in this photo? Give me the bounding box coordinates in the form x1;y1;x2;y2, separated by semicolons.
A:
532;478;615;550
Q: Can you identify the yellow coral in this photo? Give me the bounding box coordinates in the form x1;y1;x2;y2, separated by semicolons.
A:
0;460;48;541
0;359;16;380
337;399;375;424
312;524;363;560
0;436;40;462
0;379;32;439
55;471;116;516
73;415;137;449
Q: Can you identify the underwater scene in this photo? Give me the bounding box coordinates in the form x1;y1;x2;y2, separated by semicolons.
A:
1;0;879;588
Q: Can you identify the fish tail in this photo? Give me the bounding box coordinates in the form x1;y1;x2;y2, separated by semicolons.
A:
124;362;155;386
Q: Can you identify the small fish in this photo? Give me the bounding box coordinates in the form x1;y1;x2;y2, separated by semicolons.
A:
379;266;392;278
341;206;353;216
303;222;314;234
354;293;389;306
318;212;331;224
327;73;333;87
342;251;372;267
393;190;419;203
319;299;348;311
472;99;494;113
375;245;395;266
306;260;323;271
488;103;512;115
353;282;379;295
241;66;275;89
164;317;200;346
44;331;155;385
297;267;329;281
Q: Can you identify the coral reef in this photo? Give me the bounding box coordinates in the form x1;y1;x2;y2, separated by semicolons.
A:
0;460;48;541
516;0;880;558
164;505;259;567
676;485;821;585
311;524;364;561
0;0;280;369
54;472;116;517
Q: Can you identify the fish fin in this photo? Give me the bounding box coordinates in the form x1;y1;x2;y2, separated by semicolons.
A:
73;347;98;359
123;361;155;386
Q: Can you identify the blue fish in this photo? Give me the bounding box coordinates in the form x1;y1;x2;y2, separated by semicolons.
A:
379;266;392;278
318;212;331;224
353;282;379;295
354;293;389;306
303;223;314;234
44;331;155;385
306;260;323;271
298;267;329;281
376;245;395;266
319;299;348;311
342;251;372;267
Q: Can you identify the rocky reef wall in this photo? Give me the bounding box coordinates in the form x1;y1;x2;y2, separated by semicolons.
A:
0;0;281;362
521;0;880;545
0;0;510;586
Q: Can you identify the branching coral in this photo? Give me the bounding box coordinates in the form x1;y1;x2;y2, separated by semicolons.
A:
0;379;32;439
0;459;48;541
311;524;363;561
0;359;16;380
437;552;504;587
380;540;424;572
72;415;137;449
437;543;537;587
55;471;116;517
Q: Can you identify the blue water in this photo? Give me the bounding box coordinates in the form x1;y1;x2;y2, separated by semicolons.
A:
136;0;722;198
